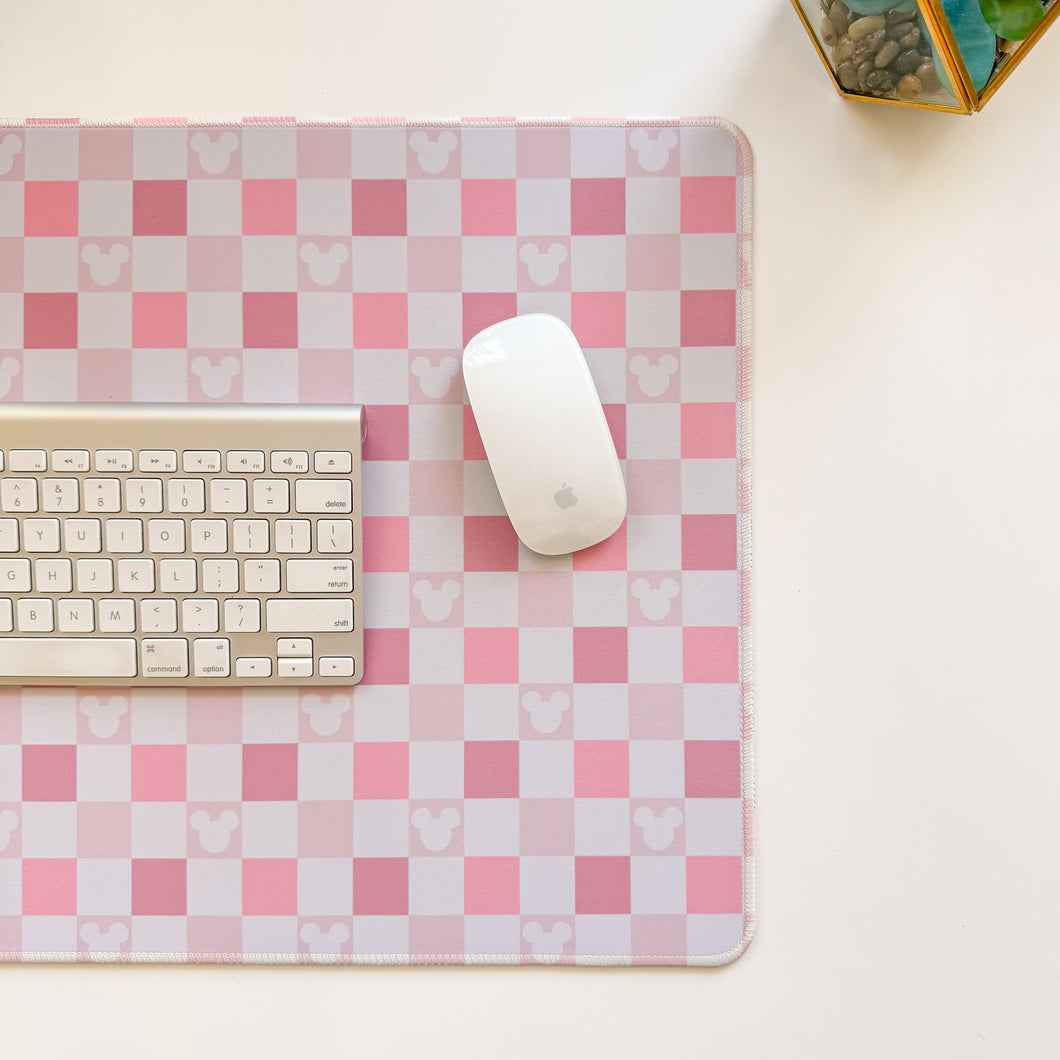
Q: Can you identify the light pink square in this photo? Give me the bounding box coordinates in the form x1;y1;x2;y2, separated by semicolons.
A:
362;516;409;573
297;801;354;857
353;293;407;348
682;627;739;684
407;237;462;292
464;627;519;684
574;741;629;797
242;858;298;915
462;179;516;235
24;181;78;236
131;745;186;801
188;916;244;958
516;126;570;177
188;236;242;290
519;685;573;740
132;292;187;348
242;179;297;235
186;691;243;743
625;460;681;515
571;291;626;348
628;685;683;739
465;856;519;914
409;915;464;959
297;127;353;178
409;685;464;741
0;238;23;291
409;462;464;517
631;914;687;959
681;403;736;458
626;235;680;291
22;859;77;915
0;691;22;740
76;802;131;857
518;571;573;627
188;352;243;402
686;856;742;914
519;798;575;854
297;350;354;402
187;804;241;857
353;742;409;799
78;127;133;179
77;351;132;401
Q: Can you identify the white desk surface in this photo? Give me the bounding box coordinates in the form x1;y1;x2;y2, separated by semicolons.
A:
4;1;1060;1055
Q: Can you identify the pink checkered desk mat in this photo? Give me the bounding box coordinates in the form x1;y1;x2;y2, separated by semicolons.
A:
0;119;753;966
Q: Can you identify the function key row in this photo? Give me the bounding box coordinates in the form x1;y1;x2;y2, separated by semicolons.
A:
0;450;353;475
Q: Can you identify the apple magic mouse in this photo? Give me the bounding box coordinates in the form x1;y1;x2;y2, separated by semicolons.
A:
462;313;626;556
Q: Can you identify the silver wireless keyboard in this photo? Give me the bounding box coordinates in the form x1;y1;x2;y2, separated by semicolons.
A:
0;403;365;688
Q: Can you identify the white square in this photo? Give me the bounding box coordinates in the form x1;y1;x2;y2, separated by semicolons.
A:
297;744;353;801
463;684;519;741
76;745;131;801
574;799;631;855
127;915;186;957
516;290;571;320
0;746;20;800
627;290;680;348
131;803;187;857
78;293;132;348
188;180;242;235
408;857;463;914
132;349;188;401
682;684;742;741
298;179;352;235
462;460;506;517
21;351;77;401
628;627;683;683
626;177;680;234
241;916;297;957
0;862;21;915
573;571;629;627
351;915;407;956
79;181;133;236
518;627;573;684
129;690;187;743
407;180;461;236
516;179;571;235
133;128;188;178
682;571;739;627
681;233;738;290
352;800;408;857
24;237;78;292
680;125;738;176
631;856;686;914
241;126;296;178
626;514;682;570
682;458;738;515
680;346;737;403
353;349;410;403
77;859;133;916
20;689;77;742
187;858;242;916
570;236;625;292
186;291;243;349
687;913;744;960
21;916;77;955
408;741;463;799
409;403;463;461
408;293;463;349
462;798;519;856
571;127;627;177
462;237;517;292
362;460;410;518
461;127;516;177
351;236;406;292
684;798;743;856
520;856;574;914
131;236;187;291
186;745;242;801
571;684;629;740
298;292;353;349
409;627;464;686
352;684;410;742
24;127;78;179
629;741;685;799
241;801;297;858
241;689;300;742
0;295;23;348
243;350;300;402
362;572;410;629
298;858;353;916
242;235;298;291
408;515;463;573
20;803;77;857
574;914;631;958
464;915;521;957
351;127;408;178
626;404;680;459
519;741;573;798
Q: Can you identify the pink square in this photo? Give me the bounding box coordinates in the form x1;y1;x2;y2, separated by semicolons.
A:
22;745;77;801
624;460;680;515
0;919;21;955
629;684;684;739
0;237;23;291
361;628;409;685
242;179;297;235
409;685;464;741
631;915;687;960
462;179;516;236
571;520;627;571
573;627;628;683
516;126;571;177
77;802;132;857
362;404;409;460
464;627;519;684
682;514;737;571
519;798;575;855
24;181;78;236
22;859;77;915
186;691;244;743
407;237;462;292
571;178;626;235
571;292;626;348
464;741;519;799
464;857;520;914
681;403;736;458
681;177;737;233
298;127;353;178
131;745;186;801
79;127;133;179
77;351;132;402
463;516;519;572
575;856;631;914
518;571;573;627
23;293;78;349
353;293;407;348
680;290;736;347
574;741;630;797
242;743;298;801
188;916;244;959
686;856;742;914
188;236;243;290
242;858;298;915
683;627;739;684
353;742;409;799
685;740;741;797
463;407;487;460
602;404;626;459
131;858;187;915
352;858;408;915
133;180;187;236
409;461;464;517
132;292;187;349
362;516;409;573
243;292;298;348
462;293;518;346
351;180;407;235
0;691;22;740
297;349;354;402
409;916;465;960
626;235;681;290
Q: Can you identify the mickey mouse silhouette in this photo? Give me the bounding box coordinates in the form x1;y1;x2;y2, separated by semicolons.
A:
518;242;568;286
408;130;458;174
410;355;459;399
79;694;128;738
521;690;570;735
81;243;130;287
190;354;241;399
630;577;680;621
410;806;460;851
299;241;349;287
300;922;350;962
300;692;351;736
633;805;683;851
523;921;572;959
629;129;678;172
629;353;679;398
190;131;239;175
189;809;240;854
412;578;461;622
0;809;18;853
80;922;130;957
0;133;22;176
0;356;20;399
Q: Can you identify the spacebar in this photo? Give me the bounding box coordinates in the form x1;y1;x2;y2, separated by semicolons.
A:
0;638;138;678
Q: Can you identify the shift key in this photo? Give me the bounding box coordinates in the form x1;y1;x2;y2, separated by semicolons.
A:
266;598;354;632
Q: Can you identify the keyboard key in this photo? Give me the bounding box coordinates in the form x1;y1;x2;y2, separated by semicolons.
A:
0;519;18;552
84;478;121;512
76;558;113;593
210;479;248;513
235;657;272;677
57;598;95;633
319;656;356;678
0;637;137;678
9;450;47;472
253;479;289;513
243;559;280;593
0;559;31;592
118;558;155;593
65;518;102;553
148;519;186;553
227;450;265;473
190;518;228;553
183;450;222;473
127;478;164;512
42;478;79;512
17;599;54;632
286;559;353;593
53;449;90;471
277;637;313;657
141;638;189;678
160;558;197;593
182;598;219;633
99;599;135;632
23;519;61;553
224;599;261;633
202;559;239;593
233;519;270;554
1;479;38;512
316;519;353;554
0;600;11;632
105;518;144;554
278;658;314;678
295;479;352;514
314;451;353;474
271;450;309;473
140;598;178;633
275;519;311;554
168;478;206;513
266;598;354;633
193;638;231;677
35;558;72;593
96;450;134;471
139;450;178;472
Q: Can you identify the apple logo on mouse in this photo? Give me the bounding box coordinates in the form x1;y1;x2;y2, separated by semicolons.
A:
554;482;577;509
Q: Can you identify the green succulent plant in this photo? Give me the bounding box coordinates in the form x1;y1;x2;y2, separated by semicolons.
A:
978;0;1046;39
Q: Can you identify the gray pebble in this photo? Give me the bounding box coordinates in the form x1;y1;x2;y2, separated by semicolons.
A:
895;48;922;75
874;39;900;68
836;60;860;89
847;14;885;40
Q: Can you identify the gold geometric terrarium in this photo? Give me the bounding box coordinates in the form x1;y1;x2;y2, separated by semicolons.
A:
791;0;1059;112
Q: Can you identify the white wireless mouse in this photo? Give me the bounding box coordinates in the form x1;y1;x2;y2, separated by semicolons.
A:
462;313;626;556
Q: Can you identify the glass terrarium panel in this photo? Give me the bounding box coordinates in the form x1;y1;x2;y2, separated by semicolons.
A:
963;0;1057;96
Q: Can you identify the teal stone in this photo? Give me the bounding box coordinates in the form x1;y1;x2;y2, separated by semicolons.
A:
935;0;998;92
846;0;914;12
